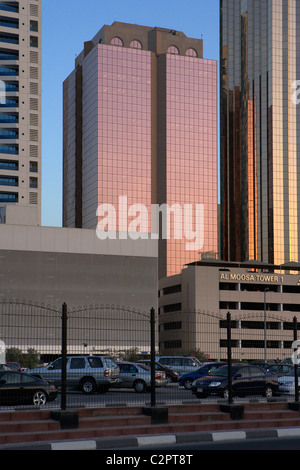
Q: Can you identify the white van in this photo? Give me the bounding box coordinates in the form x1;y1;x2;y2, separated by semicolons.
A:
157;356;202;375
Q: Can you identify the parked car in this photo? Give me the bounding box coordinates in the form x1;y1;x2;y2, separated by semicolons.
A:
179;362;226;389
137;360;179;383
266;363;296;377
191;364;279;399
0;370;57;406
114;362;167;392
157;356;202;375
278;373;300;395
5;362;22;371
28;355;120;394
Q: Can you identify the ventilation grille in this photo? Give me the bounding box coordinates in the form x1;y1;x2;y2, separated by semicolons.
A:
30;82;38;95
30;113;38;126
30;51;38;64
29;192;38;204
30;145;38;158
30;98;38;110
30;67;38;79
30;129;38;142
30;4;39;17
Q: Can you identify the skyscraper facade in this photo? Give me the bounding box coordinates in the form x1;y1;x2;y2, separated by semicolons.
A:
0;0;42;225
63;22;218;278
220;0;300;265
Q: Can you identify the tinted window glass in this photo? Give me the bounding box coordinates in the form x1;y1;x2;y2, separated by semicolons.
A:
70;358;85;369
88;357;103;368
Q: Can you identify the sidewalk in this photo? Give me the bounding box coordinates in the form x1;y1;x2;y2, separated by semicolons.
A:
2;426;300;450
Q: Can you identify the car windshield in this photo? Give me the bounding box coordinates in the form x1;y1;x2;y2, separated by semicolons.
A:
208;365;240;377
138;364;150;371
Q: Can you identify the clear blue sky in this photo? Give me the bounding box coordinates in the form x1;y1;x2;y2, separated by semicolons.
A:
42;0;219;227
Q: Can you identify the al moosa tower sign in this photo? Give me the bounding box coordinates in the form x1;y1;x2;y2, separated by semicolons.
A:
219;272;286;284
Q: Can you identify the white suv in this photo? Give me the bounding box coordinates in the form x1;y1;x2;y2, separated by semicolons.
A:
28;355;120;394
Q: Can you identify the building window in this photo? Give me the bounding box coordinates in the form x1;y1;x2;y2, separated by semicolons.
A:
30;36;38;48
29;161;38;172
185;48;198;57
130;40;142;49
0;97;18;107
164;340;182;349
0;144;18;154
0;32;18;44
0;159;18;170
111;37;123;47
29;176;38;188
30;20;38;32
0;113;18;123
0;16;19;29
163;321;182;331
0;49;18;60
0;3;19;13
0;175;18;186
0;191;18;202
0;65;18;76
163;303;181;313
167;45;179;55
0;129;18;139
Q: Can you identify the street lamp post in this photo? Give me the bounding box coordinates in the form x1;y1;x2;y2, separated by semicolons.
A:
264;288;270;362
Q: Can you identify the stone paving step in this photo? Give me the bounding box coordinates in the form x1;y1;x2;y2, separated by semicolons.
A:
0;401;300;446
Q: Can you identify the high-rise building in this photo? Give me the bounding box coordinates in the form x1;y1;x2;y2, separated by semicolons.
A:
0;0;42;226
220;0;300;265
63;22;218;278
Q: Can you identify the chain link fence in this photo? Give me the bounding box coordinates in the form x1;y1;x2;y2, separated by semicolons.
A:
0;299;299;410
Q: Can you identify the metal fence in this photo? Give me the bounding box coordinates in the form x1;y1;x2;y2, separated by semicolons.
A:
0;299;299;410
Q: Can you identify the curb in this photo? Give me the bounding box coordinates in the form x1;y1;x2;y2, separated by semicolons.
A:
2;427;300;450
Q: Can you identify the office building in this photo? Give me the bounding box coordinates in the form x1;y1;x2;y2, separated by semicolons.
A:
159;259;300;360
63;22;218;278
220;0;300;265
0;0;42;226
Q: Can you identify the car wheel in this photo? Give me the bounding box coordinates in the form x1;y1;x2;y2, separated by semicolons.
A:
264;386;273;398
134;380;147;393
166;375;173;383
184;379;193;390
223;387;229;400
80;378;97;394
33;390;47;406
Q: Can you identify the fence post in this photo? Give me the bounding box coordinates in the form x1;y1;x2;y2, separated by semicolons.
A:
294;316;299;403
150;307;156;408
227;311;233;404
61;302;68;410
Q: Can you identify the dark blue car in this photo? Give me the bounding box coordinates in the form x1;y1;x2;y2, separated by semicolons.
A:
179;362;226;389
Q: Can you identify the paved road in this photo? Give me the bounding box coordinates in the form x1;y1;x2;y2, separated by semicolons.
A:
0;383;294;411
123;436;300;450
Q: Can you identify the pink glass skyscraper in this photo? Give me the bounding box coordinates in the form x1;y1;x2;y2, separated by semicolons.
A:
63;22;218;278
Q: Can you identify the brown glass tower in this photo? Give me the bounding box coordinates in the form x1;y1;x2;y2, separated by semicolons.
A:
63;22;218;278
220;0;300;265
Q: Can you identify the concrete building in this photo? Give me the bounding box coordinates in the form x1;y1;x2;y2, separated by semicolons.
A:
0;0;42;226
0;224;158;356
159;259;300;361
220;0;300;265
63;21;218;279
0;224;157;309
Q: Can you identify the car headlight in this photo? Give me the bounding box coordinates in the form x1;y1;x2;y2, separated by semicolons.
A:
209;381;222;387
